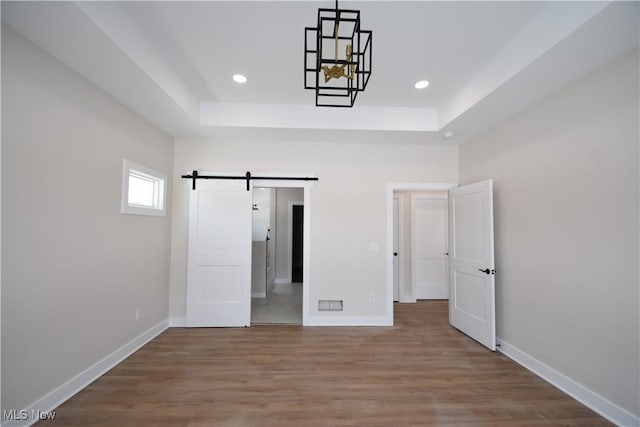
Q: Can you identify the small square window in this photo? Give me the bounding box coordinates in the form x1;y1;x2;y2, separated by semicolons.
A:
121;159;167;216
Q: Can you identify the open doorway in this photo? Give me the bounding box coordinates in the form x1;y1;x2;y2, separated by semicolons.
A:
251;187;304;325
386;183;457;324
392;189;450;302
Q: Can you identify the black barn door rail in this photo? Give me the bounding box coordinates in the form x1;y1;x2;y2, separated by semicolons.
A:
182;170;319;191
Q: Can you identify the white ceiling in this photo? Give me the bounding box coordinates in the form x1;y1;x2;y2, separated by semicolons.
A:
2;1;638;144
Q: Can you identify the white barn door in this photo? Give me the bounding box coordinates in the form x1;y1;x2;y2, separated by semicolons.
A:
448;179;496;350
186;179;252;327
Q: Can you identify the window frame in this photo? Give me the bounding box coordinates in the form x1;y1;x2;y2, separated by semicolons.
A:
121;159;167;216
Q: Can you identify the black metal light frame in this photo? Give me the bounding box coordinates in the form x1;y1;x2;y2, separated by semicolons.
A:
304;2;372;107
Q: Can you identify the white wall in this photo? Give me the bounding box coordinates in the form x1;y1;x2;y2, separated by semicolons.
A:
252;188;272;241
275;188;303;283
251;241;267;296
252;187;277;284
170;140;458;322
0;22;3;417
1;26;174;415
459;49;639;419
268;188;276;284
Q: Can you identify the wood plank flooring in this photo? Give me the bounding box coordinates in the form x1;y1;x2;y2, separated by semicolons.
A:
37;302;612;426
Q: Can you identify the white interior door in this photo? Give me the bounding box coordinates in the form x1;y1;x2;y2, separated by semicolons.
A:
412;195;449;299
393;197;400;302
186;179;252;327
448;179;495;350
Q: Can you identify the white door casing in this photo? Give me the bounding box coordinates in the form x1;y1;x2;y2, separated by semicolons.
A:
186;179;253;327
411;194;449;300
448;179;496;350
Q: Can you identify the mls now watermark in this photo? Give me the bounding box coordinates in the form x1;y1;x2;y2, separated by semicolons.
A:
3;409;56;421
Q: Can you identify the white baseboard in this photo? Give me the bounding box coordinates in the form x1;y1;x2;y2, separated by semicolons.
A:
305;315;392;326
273;278;289;284
169;316;186;327
497;338;639;427
1;319;169;427
251;291;266;298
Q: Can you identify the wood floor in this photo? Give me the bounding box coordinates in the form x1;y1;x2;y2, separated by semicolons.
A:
38;302;612;426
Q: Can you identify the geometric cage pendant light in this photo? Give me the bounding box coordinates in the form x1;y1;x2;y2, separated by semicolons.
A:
304;0;372;107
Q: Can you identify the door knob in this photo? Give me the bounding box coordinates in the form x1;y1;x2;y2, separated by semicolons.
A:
393;252;398;256
478;268;491;274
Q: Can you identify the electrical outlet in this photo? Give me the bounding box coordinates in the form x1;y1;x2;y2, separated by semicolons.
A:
369;294;375;304
135;308;141;320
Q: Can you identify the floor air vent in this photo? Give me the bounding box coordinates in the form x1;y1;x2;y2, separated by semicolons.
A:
318;300;343;311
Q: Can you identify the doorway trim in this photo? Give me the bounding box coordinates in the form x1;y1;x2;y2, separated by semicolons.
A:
386;182;457;325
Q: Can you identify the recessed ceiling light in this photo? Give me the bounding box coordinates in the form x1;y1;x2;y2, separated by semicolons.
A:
414;80;430;89
233;74;247;84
